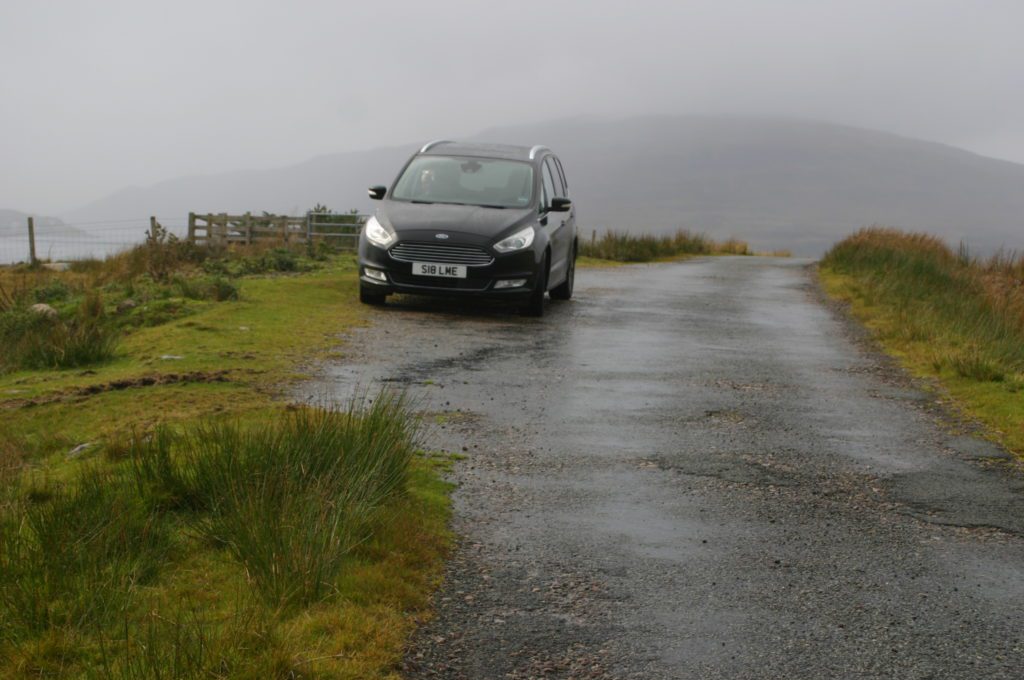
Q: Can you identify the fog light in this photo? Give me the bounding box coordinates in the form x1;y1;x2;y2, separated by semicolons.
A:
494;278;527;289
364;268;387;282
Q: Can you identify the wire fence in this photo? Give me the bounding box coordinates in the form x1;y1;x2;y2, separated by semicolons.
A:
0;217;190;266
0;212;367;266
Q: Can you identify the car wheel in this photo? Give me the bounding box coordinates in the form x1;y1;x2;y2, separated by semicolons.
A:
360;285;387;306
550;245;575;301
522;254;549;317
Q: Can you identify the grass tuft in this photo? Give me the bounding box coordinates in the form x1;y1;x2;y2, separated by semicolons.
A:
0;291;119;373
130;393;418;609
0;468;171;637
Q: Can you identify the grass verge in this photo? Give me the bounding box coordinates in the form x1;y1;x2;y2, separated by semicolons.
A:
819;226;1024;455
0;243;453;678
578;229;749;263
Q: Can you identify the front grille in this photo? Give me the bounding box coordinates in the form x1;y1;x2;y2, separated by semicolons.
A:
389;242;494;266
390;273;490;291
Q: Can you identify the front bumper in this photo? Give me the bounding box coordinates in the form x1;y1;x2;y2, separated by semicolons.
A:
359;239;540;298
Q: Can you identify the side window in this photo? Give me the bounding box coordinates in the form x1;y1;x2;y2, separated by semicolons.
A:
541;160;557;211
545;157;565;198
554;157;569;196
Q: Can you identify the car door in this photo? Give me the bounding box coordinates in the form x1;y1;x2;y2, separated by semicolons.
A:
553;155;576;258
540;156;571;287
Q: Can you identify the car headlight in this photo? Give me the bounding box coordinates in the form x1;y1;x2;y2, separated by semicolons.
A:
493;226;535;253
364;215;396;247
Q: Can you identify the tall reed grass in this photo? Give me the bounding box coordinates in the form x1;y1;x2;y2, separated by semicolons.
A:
580;229;749;262
0;468;171;638
0;290;119;372
821;227;1024;383
0;394;419;664
130;394;417;609
94;604;283;680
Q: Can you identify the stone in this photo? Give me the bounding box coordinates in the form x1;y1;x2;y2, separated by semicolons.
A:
116;299;138;314
28;303;58;320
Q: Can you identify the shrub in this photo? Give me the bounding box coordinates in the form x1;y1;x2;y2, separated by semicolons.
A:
173;275;239;302
65;231;208;285
261;248;298;272
32;280;72;304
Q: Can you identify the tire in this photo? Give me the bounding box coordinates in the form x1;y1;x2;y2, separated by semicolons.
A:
360;285;387;306
550;244;576;301
521;254;549;317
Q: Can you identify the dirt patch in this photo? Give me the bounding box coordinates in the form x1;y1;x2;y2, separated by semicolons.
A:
0;371;231;409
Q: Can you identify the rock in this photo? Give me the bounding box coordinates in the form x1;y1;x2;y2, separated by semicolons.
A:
67;443;92;458
160;354;184;360
116;299;138;314
41;262;70;272
29;303;58;320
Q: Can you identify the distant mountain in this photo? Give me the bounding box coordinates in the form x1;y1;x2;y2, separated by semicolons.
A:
63;115;1024;255
0;209;81;238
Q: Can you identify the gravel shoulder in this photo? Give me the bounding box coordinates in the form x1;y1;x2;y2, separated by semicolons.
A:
305;257;1024;679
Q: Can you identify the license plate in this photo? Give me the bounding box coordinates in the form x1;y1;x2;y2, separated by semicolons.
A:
412;262;467;278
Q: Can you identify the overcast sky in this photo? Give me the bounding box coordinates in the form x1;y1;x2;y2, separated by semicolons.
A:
2;0;1022;214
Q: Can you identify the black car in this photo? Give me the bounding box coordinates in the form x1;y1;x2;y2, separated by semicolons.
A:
358;141;577;316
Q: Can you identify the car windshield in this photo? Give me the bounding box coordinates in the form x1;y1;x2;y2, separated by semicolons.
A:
391;156;534;209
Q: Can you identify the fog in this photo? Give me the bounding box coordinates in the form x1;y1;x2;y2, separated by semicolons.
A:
2;0;1023;214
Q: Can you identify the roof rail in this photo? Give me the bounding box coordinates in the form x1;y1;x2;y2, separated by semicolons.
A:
528;145;549;160
420;139;452;153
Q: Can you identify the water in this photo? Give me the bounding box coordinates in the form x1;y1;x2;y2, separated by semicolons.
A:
0;222;188;266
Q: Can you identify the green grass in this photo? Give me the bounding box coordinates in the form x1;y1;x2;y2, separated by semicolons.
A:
131;396;417;609
0;292;119;372
820;226;1024;455
579;229;750;262
0;247;454;678
0;467;171;638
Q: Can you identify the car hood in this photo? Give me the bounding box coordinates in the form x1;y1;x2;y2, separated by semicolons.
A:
379;201;534;244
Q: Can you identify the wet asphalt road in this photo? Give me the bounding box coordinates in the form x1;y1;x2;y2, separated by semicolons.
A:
312;257;1024;679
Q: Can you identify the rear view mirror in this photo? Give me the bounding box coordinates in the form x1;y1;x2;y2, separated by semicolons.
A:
368;185;387;200
550;197;572;212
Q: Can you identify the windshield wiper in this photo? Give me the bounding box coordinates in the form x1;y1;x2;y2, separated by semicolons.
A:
410;200;436;204
473;204;507;209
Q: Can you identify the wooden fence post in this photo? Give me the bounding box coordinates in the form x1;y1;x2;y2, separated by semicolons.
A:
305;212;314;256
187;213;196;243
149;216;158;240
27;217;37;265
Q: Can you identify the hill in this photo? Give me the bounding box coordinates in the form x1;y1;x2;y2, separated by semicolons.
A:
63;116;1024;256
0;209;82;238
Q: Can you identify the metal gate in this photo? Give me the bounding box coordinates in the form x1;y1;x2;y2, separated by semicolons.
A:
305;211;367;251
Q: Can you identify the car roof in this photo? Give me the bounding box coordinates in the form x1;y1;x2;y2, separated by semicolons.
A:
418;140;550;162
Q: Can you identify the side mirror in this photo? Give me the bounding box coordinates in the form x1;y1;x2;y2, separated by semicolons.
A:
368;185;387;200
550;197;572;212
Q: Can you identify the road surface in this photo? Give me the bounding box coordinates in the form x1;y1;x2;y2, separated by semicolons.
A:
311;257;1024;679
